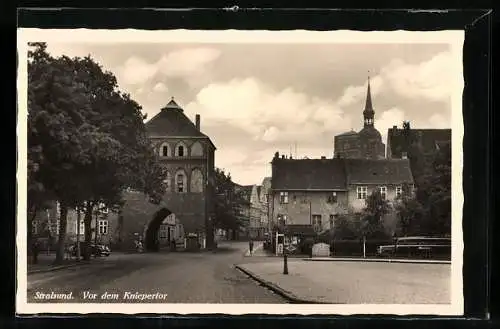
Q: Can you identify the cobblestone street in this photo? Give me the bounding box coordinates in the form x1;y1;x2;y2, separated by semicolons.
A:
27;242;287;303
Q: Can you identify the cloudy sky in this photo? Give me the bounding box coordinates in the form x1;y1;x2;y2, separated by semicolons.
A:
45;41;453;185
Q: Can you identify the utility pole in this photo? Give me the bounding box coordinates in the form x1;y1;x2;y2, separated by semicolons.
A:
76;207;81;261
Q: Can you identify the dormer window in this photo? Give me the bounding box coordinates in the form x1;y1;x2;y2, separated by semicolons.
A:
178;145;184;157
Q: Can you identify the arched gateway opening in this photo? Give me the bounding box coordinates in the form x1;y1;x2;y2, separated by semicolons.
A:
145;208;172;252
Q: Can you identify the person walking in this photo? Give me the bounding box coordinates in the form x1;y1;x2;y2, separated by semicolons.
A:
249;239;254;256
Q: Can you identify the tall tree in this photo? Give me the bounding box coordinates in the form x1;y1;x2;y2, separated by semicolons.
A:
361;190;391;239
213;168;246;233
28;43;166;262
394;183;425;236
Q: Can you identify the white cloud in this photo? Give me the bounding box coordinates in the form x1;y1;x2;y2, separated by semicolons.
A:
184;77;353;144
380;51;454;102
376;107;406;145
157;48;221;78
116;48;221;86
119;56;158;85
427;113;450;128
153;82;168;93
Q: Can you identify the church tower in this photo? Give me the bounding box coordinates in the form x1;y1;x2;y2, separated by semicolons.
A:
363;76;375;128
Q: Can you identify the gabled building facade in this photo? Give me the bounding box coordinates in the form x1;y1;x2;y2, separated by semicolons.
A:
269;152;414;235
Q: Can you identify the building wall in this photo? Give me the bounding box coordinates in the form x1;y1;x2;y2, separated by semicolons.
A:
347;184;403;212
334;135;362;158
271;191;349;232
149;136;215;243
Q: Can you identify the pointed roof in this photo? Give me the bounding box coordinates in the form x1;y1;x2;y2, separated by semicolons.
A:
363;76;374;115
164;97;183;111
145;98;213;145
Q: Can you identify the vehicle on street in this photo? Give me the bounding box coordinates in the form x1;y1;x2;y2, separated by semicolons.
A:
377;236;451;259
69;243;111;257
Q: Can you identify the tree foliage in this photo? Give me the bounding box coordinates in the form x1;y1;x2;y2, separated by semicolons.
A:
361;190;391;239
212;168;247;232
396;121;452;237
27;42;165;263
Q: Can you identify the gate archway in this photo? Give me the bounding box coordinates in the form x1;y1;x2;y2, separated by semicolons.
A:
145;207;172;252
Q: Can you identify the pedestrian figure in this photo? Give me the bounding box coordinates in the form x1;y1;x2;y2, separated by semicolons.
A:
32;239;39;264
249;239;254;256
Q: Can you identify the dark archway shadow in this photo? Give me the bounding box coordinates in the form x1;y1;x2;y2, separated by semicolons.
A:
145;207;172;252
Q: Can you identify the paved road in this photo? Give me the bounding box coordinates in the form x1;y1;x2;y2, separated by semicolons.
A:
27;242;287;303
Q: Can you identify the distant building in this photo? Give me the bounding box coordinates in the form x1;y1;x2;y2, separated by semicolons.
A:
119;97;217;251
269;152;414;235
334;77;386;159
386;124;451;159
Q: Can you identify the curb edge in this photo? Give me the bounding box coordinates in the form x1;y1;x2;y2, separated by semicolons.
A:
234;264;330;304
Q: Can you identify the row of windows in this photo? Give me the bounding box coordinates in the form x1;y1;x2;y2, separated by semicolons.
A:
277;186;409;204
32;219;109;235
163;168;205;193
276;214;338;230
158;141;204;158
356;185;404;200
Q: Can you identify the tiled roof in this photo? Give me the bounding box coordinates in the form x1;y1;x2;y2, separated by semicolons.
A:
145;99;208;138
344;158;414;185
271;158;347;190
387;128;451;158
271;157;414;190
235;184;254;203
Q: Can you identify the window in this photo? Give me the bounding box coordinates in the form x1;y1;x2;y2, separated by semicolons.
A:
190;168;204;193
312;215;322;229
379;186;387;200
328;192;338;203
75;219;85;235
279;192;289;204
177;145;185;157
163;172;171;192
277;214;287;227
357;186;367;199
162;145;169;157
329;215;334;230
98;220;108;235
176;172;186;193
190;142;203;156
396;186;403;198
158;224;168;239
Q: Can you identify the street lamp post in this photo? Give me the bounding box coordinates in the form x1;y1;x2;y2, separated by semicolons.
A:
283;223;288;275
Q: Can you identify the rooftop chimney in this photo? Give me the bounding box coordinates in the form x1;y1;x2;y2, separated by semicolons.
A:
281;155;285;159
393;125;397;130
195;114;200;130
321;156;326;159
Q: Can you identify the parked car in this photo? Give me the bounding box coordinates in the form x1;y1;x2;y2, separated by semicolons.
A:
70;243;111;257
377;236;451;259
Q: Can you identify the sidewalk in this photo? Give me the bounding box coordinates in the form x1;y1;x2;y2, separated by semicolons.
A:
236;260;451;304
243;242;271;257
303;257;451;265
27;253;101;274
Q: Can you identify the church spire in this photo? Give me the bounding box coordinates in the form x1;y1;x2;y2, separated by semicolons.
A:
363;74;375;128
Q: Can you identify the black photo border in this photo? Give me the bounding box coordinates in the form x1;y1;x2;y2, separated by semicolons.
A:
6;5;494;329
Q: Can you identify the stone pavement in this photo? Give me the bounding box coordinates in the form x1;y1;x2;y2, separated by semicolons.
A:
27;242;287;304
236;260;451;304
